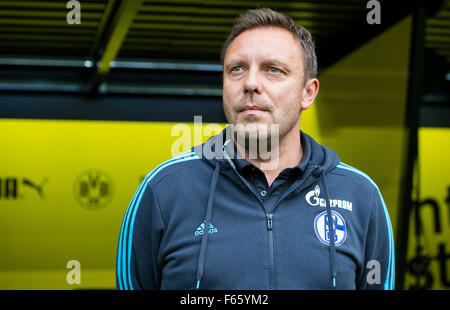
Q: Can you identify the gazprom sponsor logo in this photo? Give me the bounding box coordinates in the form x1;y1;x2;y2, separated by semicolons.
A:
305;185;353;211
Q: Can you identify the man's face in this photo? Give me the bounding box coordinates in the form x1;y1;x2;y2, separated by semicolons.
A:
223;26;305;143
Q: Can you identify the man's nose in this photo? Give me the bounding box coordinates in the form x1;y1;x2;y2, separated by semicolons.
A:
243;68;262;95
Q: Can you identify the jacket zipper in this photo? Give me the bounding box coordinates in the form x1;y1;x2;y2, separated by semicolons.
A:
266;213;275;290
222;153;327;290
224;162;276;289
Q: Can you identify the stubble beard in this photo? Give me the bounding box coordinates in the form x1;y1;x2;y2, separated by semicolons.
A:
224;102;301;161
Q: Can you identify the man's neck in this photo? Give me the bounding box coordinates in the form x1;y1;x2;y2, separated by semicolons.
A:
234;127;303;187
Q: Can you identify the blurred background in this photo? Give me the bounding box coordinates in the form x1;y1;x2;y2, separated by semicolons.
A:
0;0;449;290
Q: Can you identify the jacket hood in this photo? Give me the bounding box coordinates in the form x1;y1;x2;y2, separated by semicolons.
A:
192;125;340;174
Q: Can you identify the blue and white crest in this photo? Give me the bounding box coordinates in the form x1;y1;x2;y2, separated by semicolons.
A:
314;211;347;246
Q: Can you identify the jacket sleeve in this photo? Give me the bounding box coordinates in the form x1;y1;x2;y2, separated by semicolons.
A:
116;179;165;290
357;188;395;290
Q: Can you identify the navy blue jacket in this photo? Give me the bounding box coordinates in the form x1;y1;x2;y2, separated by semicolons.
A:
116;127;395;290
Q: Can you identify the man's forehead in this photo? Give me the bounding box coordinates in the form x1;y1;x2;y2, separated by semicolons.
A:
224;27;303;66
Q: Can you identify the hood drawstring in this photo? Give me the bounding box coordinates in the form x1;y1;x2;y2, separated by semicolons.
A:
195;140;233;289
313;166;338;288
195;160;221;289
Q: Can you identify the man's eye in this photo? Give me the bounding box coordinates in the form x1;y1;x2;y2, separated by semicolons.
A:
268;67;281;73
231;66;243;72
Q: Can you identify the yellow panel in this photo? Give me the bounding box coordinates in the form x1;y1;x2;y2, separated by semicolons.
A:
404;128;450;290
0;119;224;289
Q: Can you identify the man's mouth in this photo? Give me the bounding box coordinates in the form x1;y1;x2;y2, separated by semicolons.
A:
239;105;267;113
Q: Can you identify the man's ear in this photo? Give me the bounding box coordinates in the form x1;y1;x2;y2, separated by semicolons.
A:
300;78;319;110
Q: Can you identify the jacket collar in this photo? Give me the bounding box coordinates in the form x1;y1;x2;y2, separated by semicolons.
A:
192;125;340;174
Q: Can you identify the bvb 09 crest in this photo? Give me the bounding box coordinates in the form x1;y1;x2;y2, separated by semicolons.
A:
73;169;113;209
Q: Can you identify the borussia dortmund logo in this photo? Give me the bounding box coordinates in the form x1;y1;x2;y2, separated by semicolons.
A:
74;169;113;210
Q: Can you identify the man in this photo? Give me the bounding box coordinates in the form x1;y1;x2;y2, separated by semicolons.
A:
116;8;394;290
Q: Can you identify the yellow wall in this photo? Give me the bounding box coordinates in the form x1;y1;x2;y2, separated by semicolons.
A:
404;128;450;290
0;120;223;289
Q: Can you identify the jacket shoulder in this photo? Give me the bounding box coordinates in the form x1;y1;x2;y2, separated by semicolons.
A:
143;151;203;186
332;162;380;194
